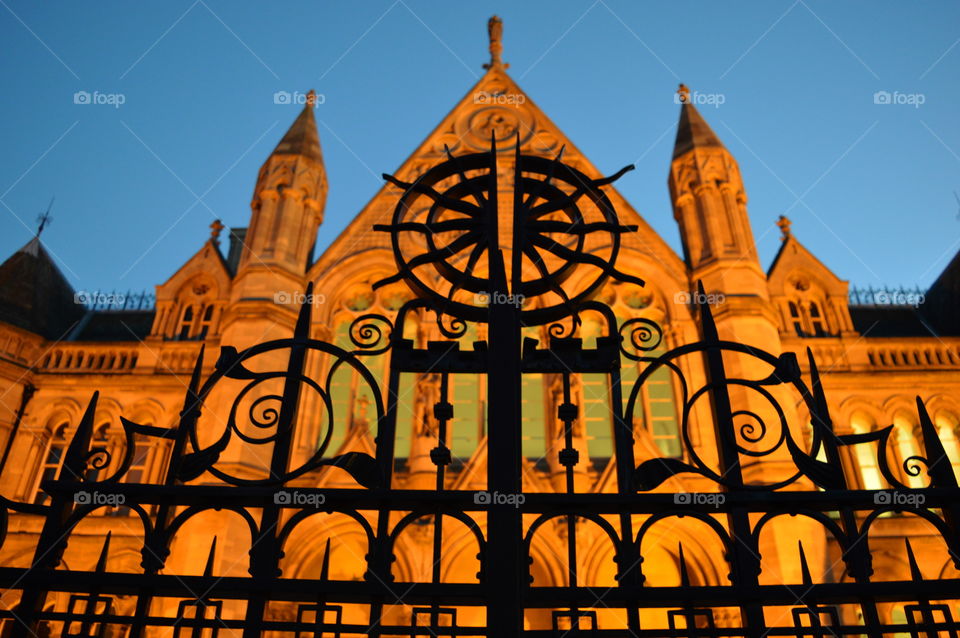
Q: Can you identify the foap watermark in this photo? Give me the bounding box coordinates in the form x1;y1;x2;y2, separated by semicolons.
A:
674;290;725;306
872;290;925;307
274;490;326;507
873;90;925;108
74;490;125;506
475;291;524;308
674;491;726;508
474;490;525;508
874;490;926;507
74;290;126;308
73;91;126;108
473;90;525;107
274;90;325;106
675;90;725;108
274;290;326;306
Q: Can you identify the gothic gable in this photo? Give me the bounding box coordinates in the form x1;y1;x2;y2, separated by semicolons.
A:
307;66;686;286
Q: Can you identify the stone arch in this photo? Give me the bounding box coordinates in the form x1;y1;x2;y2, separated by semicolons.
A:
279;510;374;582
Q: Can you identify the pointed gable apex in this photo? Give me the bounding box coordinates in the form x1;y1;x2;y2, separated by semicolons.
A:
309;65;686;283
768;235;845;286
155;238;232;303
766;229;849;305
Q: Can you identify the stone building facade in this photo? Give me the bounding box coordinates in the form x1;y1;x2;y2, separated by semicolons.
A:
0;19;958;633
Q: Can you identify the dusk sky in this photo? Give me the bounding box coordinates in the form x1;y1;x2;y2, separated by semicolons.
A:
1;1;958;298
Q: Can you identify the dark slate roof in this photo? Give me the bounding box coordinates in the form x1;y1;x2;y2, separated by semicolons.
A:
72;310;155;342
226;227;247;276
272;92;322;162
673;101;725;159
849;305;937;338
0;237;85;339
921;249;960;336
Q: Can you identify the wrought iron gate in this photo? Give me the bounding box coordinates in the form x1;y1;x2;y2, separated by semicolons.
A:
2;138;960;637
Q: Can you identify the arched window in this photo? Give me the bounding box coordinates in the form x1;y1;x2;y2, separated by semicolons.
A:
788;301;803;336
34;424;69;504
616;311;681;459
809;302;827;337
851;411;883;490
197;304;215;339
178;306;194;340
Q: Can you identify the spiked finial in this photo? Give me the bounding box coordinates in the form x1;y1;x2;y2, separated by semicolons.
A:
320;538;331;582
181;344;205;417
95;531;112;572
203;537;218;577
62;391;99;481
677;84;690;104
677;543;691;588
797;540;813;586
904;538;924;581
483;16;507;69
917;396;957;488
806;347;832;434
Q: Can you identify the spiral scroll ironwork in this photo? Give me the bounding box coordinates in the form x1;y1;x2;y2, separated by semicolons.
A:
373;136;643;327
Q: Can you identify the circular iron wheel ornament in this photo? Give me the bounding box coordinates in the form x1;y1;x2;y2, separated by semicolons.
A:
374;136;644;326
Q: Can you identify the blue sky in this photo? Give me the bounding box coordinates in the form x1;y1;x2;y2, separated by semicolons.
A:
1;1;958;297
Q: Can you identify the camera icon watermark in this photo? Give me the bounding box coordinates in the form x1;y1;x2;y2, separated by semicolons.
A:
475;291;524;308
274;490;326;507
273;91;325;107
674;491;726;508
674;90;725;108
873;90;925;108
874;490;925;507
73;91;126;108
74;490;126;506
474;490;525;508
473;90;525;107
674;290;725;306
274;290;326;306
74;290;127;308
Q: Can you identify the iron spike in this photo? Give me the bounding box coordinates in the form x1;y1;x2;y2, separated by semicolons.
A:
94;531;112;573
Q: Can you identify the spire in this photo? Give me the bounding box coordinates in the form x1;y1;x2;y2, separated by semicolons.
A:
673;83;725;159
483;16;508;70
272;90;322;162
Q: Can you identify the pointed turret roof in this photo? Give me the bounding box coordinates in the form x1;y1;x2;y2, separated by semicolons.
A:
673;84;725;159
272;90;322;162
0;236;84;339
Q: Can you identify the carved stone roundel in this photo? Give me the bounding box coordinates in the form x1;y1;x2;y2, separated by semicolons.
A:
456;105;534;151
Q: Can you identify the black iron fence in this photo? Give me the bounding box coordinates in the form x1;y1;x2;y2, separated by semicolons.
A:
1;141;958;637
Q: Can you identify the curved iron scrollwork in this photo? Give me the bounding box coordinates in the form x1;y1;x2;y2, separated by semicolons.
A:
57;283;384;491
626;291;954;496
373;134;642;326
